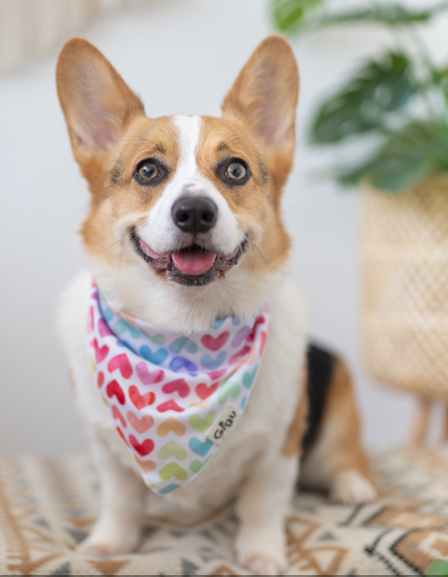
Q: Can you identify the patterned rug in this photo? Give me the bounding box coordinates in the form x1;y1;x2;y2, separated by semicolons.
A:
1;449;448;575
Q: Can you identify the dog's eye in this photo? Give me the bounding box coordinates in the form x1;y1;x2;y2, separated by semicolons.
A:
226;162;246;180
138;162;159;181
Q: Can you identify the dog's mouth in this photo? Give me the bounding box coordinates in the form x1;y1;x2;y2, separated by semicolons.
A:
131;230;246;286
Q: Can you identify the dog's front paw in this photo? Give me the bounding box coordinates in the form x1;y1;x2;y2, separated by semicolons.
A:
235;528;287;576
240;554;285;576
330;470;377;506
76;522;140;556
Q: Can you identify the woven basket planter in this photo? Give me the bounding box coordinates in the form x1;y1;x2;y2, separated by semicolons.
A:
361;175;448;400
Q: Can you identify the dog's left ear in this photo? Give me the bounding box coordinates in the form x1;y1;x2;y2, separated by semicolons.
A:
222;35;299;159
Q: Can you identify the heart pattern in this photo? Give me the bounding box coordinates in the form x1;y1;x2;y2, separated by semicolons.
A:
112;405;127;428
129;435;154;457
159;463;188;482
88;282;269;495
169;356;198;375
156;417;186;437
195;382;218;400
140;345;169;366
169;336;198;354
108;354;133;379
243;366;258;389
158;440;187;461
98;318;113;338
162;378;190;398
189;437;213;457
127;411;154;433
201;332;229;351
201;352;227;371
129;386;155;410
217;381;240;404
106;380;125;405
189;411;216;433
115;319;140;340
136;362;164;385
157;400;184;413
91;339;109;363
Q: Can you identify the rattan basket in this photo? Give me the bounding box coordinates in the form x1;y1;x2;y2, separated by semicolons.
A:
361;175;448;400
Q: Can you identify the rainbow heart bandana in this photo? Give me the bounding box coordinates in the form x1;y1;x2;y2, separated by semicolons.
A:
87;282;269;495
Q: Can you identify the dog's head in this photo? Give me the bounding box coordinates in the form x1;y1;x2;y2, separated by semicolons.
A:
57;35;299;330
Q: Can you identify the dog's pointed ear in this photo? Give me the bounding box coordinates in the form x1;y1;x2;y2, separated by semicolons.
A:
222;35;299;157
56;38;144;157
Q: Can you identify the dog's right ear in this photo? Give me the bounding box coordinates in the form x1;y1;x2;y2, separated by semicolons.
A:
56;38;144;159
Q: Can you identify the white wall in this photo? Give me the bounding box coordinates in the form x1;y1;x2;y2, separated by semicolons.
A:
1;0;446;454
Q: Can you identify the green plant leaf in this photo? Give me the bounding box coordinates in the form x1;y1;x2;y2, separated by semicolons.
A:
271;0;322;33
311;51;415;144
337;121;448;192
320;2;448;28
426;559;448;576
270;0;448;33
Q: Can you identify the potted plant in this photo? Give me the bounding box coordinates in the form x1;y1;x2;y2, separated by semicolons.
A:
271;0;448;444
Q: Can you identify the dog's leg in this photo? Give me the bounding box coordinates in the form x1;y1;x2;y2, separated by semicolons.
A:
300;358;377;505
77;435;147;556
235;454;298;576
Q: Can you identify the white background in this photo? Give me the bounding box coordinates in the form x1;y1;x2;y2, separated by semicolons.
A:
1;0;447;454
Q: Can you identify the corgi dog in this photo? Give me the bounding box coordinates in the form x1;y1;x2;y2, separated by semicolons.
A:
56;35;376;575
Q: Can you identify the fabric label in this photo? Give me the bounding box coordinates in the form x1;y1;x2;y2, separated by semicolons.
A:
206;404;241;445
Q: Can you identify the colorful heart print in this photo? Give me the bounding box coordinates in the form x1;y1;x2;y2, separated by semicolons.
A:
88;282;270;495
169;336;199;354
201;352;227;370
140;345;169;365
189;411;216;433
112;405;127;428
129;435;154;457
169;357;198;374
189;437;213;457
162;378;190;398
106;380;125;405
91;339;109;363
134;455;156;473
156;417;186;437
108;353;133;378
201;332;230;351
243;366;258;389
129;386;155;410
98;318;113;338
136;362;164;385
195;382;218;400
115;319;140;340
217;381;240;404
157;400;184;413
127;411;154;433
159;463;188;481
158;441;187;461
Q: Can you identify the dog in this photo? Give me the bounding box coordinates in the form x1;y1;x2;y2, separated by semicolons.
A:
56;35;376;575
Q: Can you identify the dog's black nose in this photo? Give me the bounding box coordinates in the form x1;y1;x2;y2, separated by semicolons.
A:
172;196;217;233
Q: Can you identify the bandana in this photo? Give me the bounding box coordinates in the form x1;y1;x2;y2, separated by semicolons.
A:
87;282;270;495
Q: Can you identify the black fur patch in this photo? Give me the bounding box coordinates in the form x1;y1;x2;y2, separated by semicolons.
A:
301;343;335;452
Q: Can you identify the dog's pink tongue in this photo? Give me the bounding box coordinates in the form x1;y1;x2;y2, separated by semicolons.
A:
172;249;215;276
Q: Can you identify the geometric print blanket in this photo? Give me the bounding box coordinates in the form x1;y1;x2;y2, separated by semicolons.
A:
1;448;448;575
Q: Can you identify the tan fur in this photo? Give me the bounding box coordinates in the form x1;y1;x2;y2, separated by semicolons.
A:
281;363;308;458
300;358;375;496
